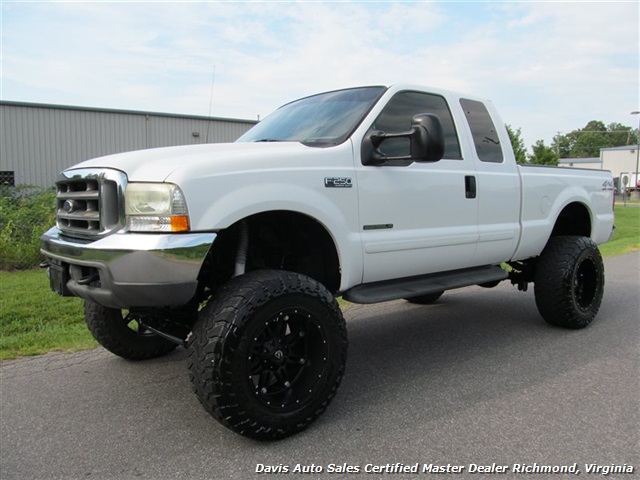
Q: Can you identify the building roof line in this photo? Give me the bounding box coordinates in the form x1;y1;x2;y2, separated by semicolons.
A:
0;100;258;125
558;157;601;162
600;145;637;152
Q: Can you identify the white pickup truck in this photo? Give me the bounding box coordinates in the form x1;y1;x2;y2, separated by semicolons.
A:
41;84;615;440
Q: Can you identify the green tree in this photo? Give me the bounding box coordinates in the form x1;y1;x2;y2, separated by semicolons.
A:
552;121;638;158
551;132;572;158
529;140;559;166
506;124;527;164
607;122;638;146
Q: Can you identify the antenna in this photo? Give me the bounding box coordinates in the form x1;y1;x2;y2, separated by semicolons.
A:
206;65;216;143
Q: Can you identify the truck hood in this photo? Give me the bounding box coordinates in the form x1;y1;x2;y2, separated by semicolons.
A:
69;142;331;182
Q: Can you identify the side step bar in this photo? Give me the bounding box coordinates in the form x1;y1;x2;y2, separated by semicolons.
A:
343;265;508;304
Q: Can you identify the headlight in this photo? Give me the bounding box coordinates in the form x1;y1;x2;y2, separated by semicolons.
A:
125;183;190;232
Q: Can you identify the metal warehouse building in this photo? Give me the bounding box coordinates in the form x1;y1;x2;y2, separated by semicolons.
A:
557;147;640;192
598;146;639;180
0;101;257;187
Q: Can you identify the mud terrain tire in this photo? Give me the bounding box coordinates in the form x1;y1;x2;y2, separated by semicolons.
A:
534;236;604;329
187;270;348;440
84;302;178;360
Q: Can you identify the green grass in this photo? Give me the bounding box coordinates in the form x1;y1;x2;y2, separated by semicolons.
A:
599;205;640;257
0;270;96;360
1;205;638;361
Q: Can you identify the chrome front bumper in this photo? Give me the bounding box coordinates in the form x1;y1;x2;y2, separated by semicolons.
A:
41;227;216;309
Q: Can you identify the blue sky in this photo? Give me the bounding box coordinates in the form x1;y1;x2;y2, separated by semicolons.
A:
2;1;638;149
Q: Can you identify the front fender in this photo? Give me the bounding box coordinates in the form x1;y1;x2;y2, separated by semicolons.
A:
209;183;360;291
164;140;363;290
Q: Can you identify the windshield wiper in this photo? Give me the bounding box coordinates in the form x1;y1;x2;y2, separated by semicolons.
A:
254;138;282;142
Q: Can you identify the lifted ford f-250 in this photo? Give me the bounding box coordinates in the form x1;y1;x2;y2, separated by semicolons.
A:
41;85;615;439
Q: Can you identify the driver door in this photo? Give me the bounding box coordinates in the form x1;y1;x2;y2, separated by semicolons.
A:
355;90;479;283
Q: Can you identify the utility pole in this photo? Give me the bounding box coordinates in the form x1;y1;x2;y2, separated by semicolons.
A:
632;111;640;199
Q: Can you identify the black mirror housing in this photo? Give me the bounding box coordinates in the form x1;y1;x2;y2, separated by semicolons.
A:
410;114;445;161
362;113;445;165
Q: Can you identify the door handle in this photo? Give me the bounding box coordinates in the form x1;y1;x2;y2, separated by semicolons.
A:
465;176;477;199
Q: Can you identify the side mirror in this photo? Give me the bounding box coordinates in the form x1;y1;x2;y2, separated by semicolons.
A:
362;113;445;166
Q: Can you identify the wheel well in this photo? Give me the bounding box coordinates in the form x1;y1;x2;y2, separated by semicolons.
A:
550;202;591;238
199;211;341;294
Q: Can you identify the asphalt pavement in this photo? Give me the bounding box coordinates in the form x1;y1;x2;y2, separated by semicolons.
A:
1;253;639;480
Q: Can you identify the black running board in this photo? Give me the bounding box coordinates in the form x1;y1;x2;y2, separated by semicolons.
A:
343;265;508;304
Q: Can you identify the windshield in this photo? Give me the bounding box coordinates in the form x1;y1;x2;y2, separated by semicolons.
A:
237;86;386;146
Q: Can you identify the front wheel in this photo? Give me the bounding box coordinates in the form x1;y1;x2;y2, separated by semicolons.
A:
534;236;605;329
187;270;348;440
84;302;179;360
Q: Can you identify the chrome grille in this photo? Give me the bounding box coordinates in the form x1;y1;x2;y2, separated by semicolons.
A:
55;169;127;238
57;179;100;232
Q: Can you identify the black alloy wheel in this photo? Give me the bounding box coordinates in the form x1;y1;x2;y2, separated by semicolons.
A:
247;307;329;411
534;235;605;329
188;270;348;440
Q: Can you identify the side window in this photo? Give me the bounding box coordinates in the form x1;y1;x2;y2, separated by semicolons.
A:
0;171;15;187
370;91;462;160
460;98;504;163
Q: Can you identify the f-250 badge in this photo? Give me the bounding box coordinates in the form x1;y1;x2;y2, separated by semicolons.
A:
324;177;352;188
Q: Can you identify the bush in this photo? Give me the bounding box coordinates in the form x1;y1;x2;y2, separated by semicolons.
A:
0;186;56;270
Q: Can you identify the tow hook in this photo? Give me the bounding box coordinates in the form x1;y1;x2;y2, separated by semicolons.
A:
77;273;99;286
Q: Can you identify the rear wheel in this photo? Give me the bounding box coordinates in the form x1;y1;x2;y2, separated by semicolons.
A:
188;270;348;440
534;236;605;329
84;302;179;360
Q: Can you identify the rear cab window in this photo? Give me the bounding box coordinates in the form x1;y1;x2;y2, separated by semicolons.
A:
460;98;504;163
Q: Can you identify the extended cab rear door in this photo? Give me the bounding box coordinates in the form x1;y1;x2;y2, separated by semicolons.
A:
457;98;521;264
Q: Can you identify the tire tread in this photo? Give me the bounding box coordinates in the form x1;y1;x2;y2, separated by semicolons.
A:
84;302;177;360
534;236;604;329
187;270;347;440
